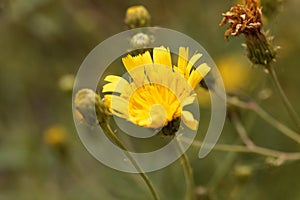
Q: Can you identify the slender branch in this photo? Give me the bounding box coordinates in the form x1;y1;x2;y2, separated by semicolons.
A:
179;137;300;162
227;96;300;144
231;111;255;148
175;136;195;200
104;124;160;200
266;64;300;131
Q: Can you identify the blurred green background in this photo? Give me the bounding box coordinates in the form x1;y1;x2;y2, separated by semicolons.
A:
0;0;299;199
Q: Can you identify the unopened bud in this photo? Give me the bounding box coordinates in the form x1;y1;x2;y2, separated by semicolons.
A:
58;74;75;92
195;186;211;200
74;89;109;126
265;157;284;169
233;165;253;182
130;32;152;49
125;5;151;29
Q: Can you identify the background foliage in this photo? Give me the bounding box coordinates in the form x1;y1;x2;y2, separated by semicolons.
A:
0;0;299;199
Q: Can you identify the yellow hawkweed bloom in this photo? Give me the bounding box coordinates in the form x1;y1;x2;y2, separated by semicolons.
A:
102;47;210;131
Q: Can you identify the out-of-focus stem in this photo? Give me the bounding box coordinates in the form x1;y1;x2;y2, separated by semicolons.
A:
231;111;255;148
266;64;300;131
175;136;195;200
104;124;160;200
179;137;300;161
227;96;300;144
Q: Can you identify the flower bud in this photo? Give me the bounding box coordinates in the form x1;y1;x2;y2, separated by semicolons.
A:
74;89;110;126
58;74;75;92
125;5;151;29
233;165;253;182
130;32;152;49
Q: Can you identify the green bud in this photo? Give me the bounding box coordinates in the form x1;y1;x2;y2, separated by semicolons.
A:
74;89;110;126
245;32;277;66
233;165;253;182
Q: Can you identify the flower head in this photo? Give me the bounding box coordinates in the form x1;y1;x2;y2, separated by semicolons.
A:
125;5;151;29
102;47;210;133
220;0;262;40
44;125;67;146
220;0;277;65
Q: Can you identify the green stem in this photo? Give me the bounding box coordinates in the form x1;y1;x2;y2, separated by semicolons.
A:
104;124;160;200
266;64;300;131
227;96;300;144
175;136;195;200
179;137;300;162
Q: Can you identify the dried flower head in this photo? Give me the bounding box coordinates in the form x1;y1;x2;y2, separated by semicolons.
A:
220;0;277;65
220;0;262;40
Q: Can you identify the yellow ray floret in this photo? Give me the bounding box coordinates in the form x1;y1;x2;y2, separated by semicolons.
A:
102;47;211;131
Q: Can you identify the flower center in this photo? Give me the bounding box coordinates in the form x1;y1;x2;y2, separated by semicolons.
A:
128;83;181;128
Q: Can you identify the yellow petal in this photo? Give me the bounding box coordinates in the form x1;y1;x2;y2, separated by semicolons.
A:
153;47;172;68
188;63;210;89
103;76;130;94
122;51;153;72
182;110;198;130
136;118;152;127
102;83;116;93
106;95;129;117
185;53;202;78
104;75;123;83
181;94;196;107
177;47;189;73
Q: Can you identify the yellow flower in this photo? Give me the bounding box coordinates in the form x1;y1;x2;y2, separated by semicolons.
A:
218;54;254;92
102;47;210;131
197;53;256;107
44;125;67;145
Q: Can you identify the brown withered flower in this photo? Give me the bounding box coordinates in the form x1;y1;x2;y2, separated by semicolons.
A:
220;0;277;66
220;0;262;39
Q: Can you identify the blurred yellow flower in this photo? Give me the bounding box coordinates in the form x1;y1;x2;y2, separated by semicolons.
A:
44;125;67;145
58;74;75;92
218;54;254;92
197;53;254;106
102;47;210;130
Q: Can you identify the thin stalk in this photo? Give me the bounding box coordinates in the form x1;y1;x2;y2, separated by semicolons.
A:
227;97;300;144
179;137;300;162
104;124;160;200
175;136;195;200
231;111;255;148
266;64;300;131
